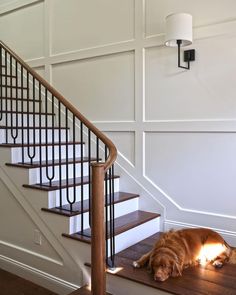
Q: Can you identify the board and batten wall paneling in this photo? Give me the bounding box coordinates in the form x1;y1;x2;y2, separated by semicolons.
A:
1;0;236;253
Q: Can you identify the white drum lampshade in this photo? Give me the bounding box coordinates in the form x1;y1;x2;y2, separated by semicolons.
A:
165;13;193;47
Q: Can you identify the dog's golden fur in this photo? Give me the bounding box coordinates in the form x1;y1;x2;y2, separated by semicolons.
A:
133;228;236;282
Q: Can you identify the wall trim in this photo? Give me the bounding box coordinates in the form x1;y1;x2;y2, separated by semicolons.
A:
0;240;63;266
0;0;42;16
164;219;236;246
0;254;80;294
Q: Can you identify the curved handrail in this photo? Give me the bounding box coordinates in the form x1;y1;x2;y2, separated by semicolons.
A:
0;40;117;171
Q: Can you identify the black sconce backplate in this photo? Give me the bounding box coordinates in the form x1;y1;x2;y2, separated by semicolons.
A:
184;49;195;62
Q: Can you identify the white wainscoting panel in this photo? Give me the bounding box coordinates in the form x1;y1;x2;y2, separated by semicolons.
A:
52;51;135;122
50;0;135;54
145;31;236;121
105;131;135;165
145;132;236;216
0;1;44;60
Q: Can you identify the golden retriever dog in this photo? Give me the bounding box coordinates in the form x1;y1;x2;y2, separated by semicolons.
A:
133;228;236;282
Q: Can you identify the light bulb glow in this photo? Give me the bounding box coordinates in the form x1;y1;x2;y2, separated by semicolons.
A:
197;243;226;266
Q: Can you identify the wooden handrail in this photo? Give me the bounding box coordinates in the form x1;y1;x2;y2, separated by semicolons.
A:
0;40;117;295
0;40;117;172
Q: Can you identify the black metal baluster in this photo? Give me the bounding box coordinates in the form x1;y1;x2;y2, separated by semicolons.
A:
72;114;76;212
109;167;114;268
65;107;69;207
5;51;8;143
88;129;91;227
58;100;62;207
27;73;35;164
80;121;84;233
105;146;109;265
111;164;115;267
21;65;24;163
96;137;99;162
45;91;55;185
0;46;2;122
11;59;18;144
39;83;42;184
45;94;55;184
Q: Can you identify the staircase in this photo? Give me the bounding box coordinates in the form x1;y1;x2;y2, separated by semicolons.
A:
0;41;161;294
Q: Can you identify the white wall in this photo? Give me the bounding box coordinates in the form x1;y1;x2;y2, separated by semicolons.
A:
1;0;236;274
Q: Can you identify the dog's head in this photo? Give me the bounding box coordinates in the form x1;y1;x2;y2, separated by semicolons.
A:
149;249;182;282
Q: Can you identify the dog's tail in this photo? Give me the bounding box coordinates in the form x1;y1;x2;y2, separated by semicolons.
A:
229;248;236;264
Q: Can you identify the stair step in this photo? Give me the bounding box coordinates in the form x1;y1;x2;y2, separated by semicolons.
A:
6;156;98;169
62;211;160;243
0;97;41;102
69;285;111;295
0;110;54;115
1;85;28;89
42;192;139;217
101;233;236;295
23;174;120;191
0;141;83;148
0;126;68;130
1;74;17;78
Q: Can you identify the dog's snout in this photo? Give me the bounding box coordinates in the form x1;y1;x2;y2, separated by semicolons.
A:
154;273;164;281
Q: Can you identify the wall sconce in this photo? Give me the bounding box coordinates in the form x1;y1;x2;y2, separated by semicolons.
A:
165;13;195;70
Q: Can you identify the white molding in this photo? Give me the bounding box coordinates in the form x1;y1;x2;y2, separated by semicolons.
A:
0;240;62;266
0;0;42;16
0;254;79;295
164;219;236;246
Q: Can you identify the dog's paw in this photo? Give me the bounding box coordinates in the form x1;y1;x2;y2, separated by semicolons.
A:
213;260;223;268
133;261;140;268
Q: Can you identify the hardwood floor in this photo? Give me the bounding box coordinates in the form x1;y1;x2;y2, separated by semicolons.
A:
113;233;236;295
0;268;58;295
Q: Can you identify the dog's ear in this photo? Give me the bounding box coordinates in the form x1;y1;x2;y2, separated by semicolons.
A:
171;261;182;277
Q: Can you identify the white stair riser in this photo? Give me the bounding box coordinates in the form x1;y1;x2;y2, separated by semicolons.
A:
47;178;120;208
28;162;89;184
68;198;139;234
107;217;160;256
2;88;29;99
0;113;54;127
10;144;84;163
0;128;69;144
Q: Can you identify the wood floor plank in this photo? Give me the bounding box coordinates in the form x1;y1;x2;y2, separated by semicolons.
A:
0;268;58;295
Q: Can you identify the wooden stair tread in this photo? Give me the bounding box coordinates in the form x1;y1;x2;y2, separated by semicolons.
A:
0;126;68;130
1;97;41;102
42;192;139;216
23;174;120;191
6;156;99;169
0;74;17;78
0;141;83;148
1;85;28;89
0;110;54;115
62;210;160;242
104;233;236;295
69;285;111;295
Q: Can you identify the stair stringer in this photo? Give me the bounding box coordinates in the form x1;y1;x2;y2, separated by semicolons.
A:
0;154;91;295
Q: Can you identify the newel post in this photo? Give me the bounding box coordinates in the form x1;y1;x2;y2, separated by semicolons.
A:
91;163;106;295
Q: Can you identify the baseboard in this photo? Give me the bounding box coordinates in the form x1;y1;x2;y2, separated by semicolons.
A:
164;219;236;246
0;254;80;295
